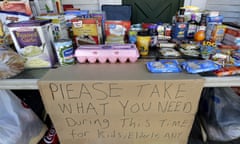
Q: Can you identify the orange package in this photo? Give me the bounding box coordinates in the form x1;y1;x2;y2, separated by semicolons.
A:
214;66;240;76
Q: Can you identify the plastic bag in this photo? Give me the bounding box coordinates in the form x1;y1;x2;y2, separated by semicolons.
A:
146;60;182;73
0;90;47;144
199;87;240;142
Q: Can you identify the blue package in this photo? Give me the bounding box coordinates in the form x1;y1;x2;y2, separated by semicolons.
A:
181;60;221;74
171;22;187;40
146;60;182;73
64;10;89;17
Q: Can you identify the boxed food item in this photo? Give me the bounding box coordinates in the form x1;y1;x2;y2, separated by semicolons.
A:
71;18;102;46
36;14;69;41
33;0;63;15
211;24;226;44
104;20;131;44
171;22;187;40
75;44;139;63
0;0;32;16
7;20;55;68
0;11;30;45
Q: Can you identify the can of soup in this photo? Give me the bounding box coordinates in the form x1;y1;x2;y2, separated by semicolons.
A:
53;39;75;66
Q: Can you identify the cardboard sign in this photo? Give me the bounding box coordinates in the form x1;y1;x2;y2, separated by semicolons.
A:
38;64;205;144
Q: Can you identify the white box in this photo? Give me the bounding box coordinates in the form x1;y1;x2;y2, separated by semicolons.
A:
8;20;55;68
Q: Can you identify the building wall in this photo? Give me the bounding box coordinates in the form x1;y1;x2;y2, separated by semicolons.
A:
205;0;240;23
62;0;239;22
62;0;121;11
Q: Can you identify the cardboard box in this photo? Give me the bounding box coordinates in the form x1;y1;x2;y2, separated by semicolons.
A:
38;63;205;144
8;20;55;68
71;18;102;46
36;14;69;41
104;20;131;44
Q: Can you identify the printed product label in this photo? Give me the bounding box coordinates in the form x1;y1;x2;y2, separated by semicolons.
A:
187;24;197;37
13;29;42;48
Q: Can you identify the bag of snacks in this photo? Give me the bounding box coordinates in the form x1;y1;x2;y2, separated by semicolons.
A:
181;60;221;74
146;59;182;73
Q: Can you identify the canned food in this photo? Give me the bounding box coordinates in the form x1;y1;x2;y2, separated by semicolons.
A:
53;39;75;66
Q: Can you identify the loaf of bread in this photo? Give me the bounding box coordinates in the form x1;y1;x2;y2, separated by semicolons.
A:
0;48;24;79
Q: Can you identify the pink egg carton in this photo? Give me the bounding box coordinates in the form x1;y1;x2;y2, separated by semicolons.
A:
75;44;140;63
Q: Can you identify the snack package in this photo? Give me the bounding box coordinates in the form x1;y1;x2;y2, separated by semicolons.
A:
146;60;182;73
200;40;217;59
179;48;200;57
213;66;240;77
104;20;131;44
159;47;181;58
181;60;221;74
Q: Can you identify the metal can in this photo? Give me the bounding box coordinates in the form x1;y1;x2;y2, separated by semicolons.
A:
38;127;59;144
53;39;75;66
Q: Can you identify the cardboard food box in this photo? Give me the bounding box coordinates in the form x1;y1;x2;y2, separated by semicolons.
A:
0;0;32;16
104;20;131;44
36;14;69;41
38;63;205;144
7;20;55;68
71;18;102;46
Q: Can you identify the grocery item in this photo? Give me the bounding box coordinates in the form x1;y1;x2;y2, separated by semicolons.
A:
71;18;102;46
179;48;200;57
148;24;158;47
186;14;198;39
104;20;131;44
158;42;176;48
196;13;207;32
213;66;240;76
159;47;181;58
75;44;139;63
7;20;55;68
171;22;187;40
180;43;199;50
0;10;30;45
146;60;182;73
36;14;69;41
53;39;75;66
0;47;24;79
200;40;217;59
0;0;32;16
136;31;151;56
194;30;205;42
38;126;59;144
181;60;221;74
211;24;226;44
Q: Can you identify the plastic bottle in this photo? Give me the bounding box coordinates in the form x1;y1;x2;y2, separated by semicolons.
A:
186;14;198;39
148;24;158;47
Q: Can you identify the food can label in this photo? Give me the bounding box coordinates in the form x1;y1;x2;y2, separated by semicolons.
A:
54;39;75;66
